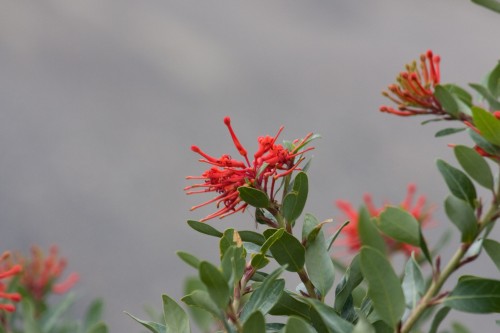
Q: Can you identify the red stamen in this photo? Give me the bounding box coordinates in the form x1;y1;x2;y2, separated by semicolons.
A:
224;117;250;165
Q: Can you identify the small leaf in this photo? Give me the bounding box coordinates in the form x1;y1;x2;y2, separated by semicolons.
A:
220;229;242;257
238;187;270;208
125;312;166;333
360;246;405;327
305;219;335;297
402;255;425;309
358;207;387;255
334;255;363;312
187;220;223;237
199;261;230;309
444;276;500;313
352;313;375;333
378;206;420;246
434;85;460;117
283;172;309;224
269;291;311;320
436;159;477;206
472;0;500;14
435;127;466;137
444;195;478;243
183;277;214;332
238;230;265;246
419;226;433;265
429;307;451;333
284;316;316;333
181;290;222;319
84;299;105;332
483;239;500;271
176;251;201;269
242;311;266;333
327;220;350;251
162;295;191;333
454;145;494;190
306;299;354;333
240;266;286;321
264;229;305;272
487;61;500;97
472;106;500;146
261;228;285;254
469;84;500;110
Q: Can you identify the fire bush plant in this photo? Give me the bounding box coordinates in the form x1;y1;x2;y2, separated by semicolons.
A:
128;47;500;333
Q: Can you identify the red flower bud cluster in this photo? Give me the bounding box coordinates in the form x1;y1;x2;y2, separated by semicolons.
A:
336;184;432;256
380;50;444;117
0;252;22;313
185;117;314;222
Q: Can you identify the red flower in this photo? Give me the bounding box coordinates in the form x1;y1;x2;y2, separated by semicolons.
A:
380;50;445;117
336;184;432;256
8;245;79;301
0;252;22;313
185;117;314;222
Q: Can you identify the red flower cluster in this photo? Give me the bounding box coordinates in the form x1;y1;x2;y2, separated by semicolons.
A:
0;252;22;313
380;50;444;117
185;117;314;222
9;245;79;301
336;184;432;256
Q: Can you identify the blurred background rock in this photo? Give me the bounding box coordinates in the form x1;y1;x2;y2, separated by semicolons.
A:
1;0;499;331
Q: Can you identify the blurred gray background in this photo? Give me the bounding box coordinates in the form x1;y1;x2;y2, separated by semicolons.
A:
1;0;500;332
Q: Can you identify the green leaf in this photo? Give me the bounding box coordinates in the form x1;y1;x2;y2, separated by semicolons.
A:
181;290;222;319
176;251;201;269
472;0;500;14
360;246;405;327
41;292;76;332
378;206;420;246
428;307;451;333
282;172;308;224
22;300;43;333
402;255;425;309
444;195;478;243
250;253;270;270
327;220;350;251
221;245;246;287
199;261;230;309
238;187;270;208
125;312;166;333
239;230;265;246
306;299;354;333
472;106;500;146
187;220;223;237
162;295;191;333
242;311;266;333
84;299;105;333
264;229;305;272
220;229;243;257
358;207;387;255
269;291;311;320
483;239;500;271
240;266;286;321
352;313;375;333
470;84;500;110
261;228;285;254
305;218;335;297
451;322;472;333
419;226;433;265
183;277;214;332
284;316;316;333
334;254;363;312
454;145;494;190
442;84;473;106
436;159;477;206
435;128;466;137
444;276;500;313
487;61;500;97
86;322;108;333
434;85;460;117
469;129;500;156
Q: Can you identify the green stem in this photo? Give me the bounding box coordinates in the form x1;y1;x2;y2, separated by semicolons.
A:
298;268;319;300
400;169;500;333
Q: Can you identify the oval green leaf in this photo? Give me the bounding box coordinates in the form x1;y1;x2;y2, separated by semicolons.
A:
263;229;305;272
238;187;270;208
472;106;500;145
360;246;405;327
436;159;477;206
187;220;223;238
283;172;309;224
444;276;500;313
454;145;494;190
378;206;420;246
284;316;316;333
199;261;230;309
483;239;500;271
242;311;265;333
434;85;459;117
358;207;387;255
444;195;478;243
162;295;191;333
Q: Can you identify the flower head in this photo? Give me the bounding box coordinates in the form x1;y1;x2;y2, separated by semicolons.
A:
380;50;445;117
336;184;432;256
0;252;22;313
185;117;314;222
6;245;79;302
